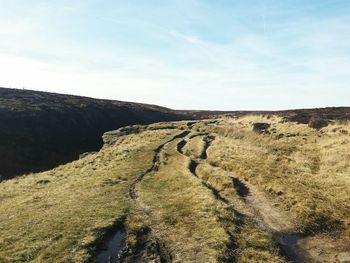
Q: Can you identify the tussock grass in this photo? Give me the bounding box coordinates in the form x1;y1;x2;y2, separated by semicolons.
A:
235;226;285;263
208;116;350;236
183;134;205;159
196;163;237;202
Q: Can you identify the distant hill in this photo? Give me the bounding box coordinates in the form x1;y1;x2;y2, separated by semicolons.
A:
1;87;349;180
0;88;190;179
181;107;350;123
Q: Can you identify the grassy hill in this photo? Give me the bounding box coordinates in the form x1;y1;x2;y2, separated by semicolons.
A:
0;88;190;179
0;116;349;262
1;87;349;181
1;88;350;262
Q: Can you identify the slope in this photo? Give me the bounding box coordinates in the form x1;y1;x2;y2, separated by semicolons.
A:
0;87;189;179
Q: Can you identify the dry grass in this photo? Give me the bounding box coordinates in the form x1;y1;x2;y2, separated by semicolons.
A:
183;134;205;159
1;116;348;262
0;129;178;262
195;161;286;263
208;115;350;236
235;226;285;263
127;138;231;262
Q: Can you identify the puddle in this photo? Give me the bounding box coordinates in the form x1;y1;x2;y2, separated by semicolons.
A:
279;234;303;262
96;228;126;263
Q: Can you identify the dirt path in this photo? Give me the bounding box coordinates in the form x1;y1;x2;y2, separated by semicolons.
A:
177;133;312;262
231;174;350;263
129;130;190;200
177;134;295;233
232;176;295;233
122;129;349;263
230;176;306;261
97;130;191;263
126;130;191;262
176;134;230;204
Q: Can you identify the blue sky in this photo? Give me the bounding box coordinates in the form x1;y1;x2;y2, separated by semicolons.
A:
0;0;349;110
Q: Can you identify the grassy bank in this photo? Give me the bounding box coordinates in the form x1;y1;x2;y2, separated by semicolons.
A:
1;117;348;262
0;128;178;262
208;116;350;235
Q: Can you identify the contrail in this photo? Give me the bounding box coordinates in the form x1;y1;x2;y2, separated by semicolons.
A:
262;12;266;34
262;1;266;35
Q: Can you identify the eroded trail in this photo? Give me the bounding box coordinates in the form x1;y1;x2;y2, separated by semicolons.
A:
129;130;190;200
232;176;295;233
230;169;350;263
177;133;309;262
177;134;230;204
122;130;191;263
99;127;348;263
231;176;304;261
97;130;190;263
200;135;215;159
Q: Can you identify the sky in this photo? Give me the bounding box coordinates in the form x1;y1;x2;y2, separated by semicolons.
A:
0;0;349;110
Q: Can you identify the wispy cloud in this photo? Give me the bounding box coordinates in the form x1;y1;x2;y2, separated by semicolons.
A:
0;0;349;110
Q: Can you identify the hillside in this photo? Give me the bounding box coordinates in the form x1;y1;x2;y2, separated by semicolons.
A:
1;87;349;181
0;88;190;179
0;116;349;262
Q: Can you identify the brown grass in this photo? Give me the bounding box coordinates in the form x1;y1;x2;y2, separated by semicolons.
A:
1;116;349;262
0;129;177;262
127;138;230;262
208;115;350;236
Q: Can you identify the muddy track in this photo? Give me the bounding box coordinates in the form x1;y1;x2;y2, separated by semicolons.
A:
165;130;348;263
129;130;190;200
202;181;229;204
233;176;350;262
97;131;190;263
188;159;199;177
177;134;310;262
231;177;295;232
229;175;308;262
231;177;250;198
120;227;172;263
176;138;188;154
186;121;198;129
200;135;215;159
177;135;229;205
122;130;191;263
